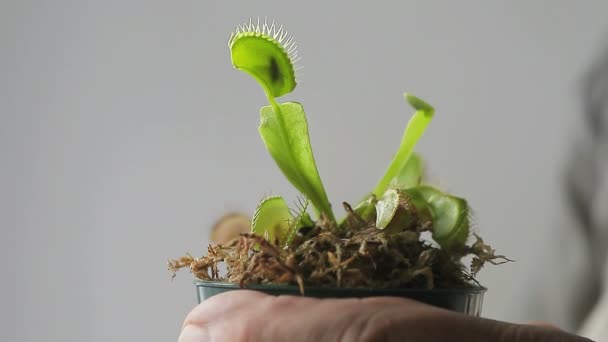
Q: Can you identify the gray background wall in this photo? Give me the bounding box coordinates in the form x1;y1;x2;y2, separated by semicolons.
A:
2;1;608;341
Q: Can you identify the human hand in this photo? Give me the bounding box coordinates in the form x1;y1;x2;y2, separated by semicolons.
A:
178;290;593;342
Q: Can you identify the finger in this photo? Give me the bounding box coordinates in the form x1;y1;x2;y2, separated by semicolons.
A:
527;320;561;330
200;293;447;342
262;296;435;342
494;322;593;342
178;325;209;342
181;290;268;330
179;291;322;342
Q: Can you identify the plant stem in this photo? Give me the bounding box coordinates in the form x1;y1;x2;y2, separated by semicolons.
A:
372;94;434;198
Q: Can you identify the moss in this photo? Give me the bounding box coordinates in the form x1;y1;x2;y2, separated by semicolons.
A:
169;202;511;292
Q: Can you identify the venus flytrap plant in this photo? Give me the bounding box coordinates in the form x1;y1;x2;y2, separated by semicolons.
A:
353;94;472;249
168;19;510;290
374;185;471;249
229;19;335;223
406;186;470;249
349;97;433;226
229;19;471;249
251;195;312;247
284;197;313;246
251;196;292;244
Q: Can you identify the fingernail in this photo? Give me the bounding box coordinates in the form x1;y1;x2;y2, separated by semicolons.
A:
178;324;210;342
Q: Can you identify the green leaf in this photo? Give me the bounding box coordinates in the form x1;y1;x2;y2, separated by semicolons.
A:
406;186;470;249
299;211;314;227
284;197;312;246
229;20;297;98
353;194;377;222
375;189;400;229
373;94;434;198
259;102;335;221
392;152;424;189
251;196;292;243
374;188;434;231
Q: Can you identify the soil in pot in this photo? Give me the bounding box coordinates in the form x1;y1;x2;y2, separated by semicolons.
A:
169;202;509;313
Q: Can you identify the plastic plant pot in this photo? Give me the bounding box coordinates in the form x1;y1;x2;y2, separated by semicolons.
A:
195;280;486;316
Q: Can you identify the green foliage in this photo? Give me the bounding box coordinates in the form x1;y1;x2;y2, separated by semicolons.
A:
373;186;470;249
375;189;400;229
251;196;291;244
229;20;472;251
259;102;334;221
352;194;377;223
373;94;434;198
230;19;334;221
406;186;470;249
284;197;311;246
251;196;313;247
392;152;424;188
229;19;297;98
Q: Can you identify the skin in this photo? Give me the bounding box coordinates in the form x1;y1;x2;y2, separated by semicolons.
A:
178;290;593;342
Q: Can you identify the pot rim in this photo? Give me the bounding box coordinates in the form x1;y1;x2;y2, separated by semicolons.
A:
194;280;487;294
